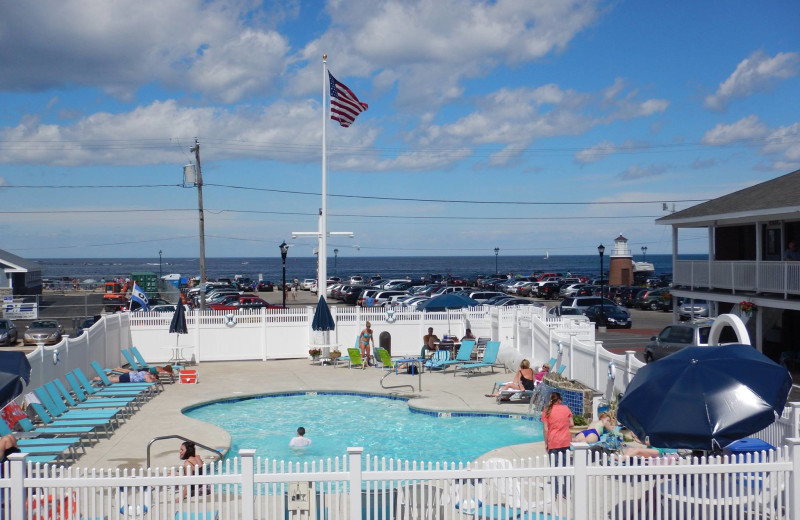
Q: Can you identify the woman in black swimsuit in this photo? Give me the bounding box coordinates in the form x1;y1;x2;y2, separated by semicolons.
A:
486;359;536;398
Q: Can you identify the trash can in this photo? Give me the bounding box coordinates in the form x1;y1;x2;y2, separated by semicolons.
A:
379;331;391;355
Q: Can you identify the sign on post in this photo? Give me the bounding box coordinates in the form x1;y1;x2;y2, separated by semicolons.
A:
1;299;38;319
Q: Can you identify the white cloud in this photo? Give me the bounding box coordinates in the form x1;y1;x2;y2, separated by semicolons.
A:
575;140;640;164
704;50;800;111
701;116;800;170
291;0;603;107
0;1;291;102
0;99;376;166
619;164;666;181
700;115;769;145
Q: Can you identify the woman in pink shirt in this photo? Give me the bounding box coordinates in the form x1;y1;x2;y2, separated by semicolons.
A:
541;392;573;497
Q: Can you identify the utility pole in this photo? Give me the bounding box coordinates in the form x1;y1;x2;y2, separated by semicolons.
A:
190;138;207;311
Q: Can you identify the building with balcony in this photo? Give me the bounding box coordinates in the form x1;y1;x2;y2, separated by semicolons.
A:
656;168;800;365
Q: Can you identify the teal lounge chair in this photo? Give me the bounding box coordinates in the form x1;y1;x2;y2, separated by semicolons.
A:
454;341;504;377
42;383;123;419
74;368;153;400
34;387;122;427
54;378;136;417
0;420;86;453
89;362;159;395
26;403;107;440
424;350;451;370
66;372;141;404
132;345;183;372
433;340;476;374
122;349;145;370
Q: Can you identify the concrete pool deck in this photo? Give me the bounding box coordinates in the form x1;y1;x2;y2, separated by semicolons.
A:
73;358;548;470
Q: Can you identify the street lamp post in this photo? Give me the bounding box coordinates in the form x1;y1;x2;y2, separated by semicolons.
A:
280;241;289;308
641;245;648;263
494;247;500;274
334;248;339;276
598;244;605;325
158;250;163;279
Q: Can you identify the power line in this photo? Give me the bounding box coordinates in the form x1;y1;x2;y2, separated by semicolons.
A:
0;182;708;206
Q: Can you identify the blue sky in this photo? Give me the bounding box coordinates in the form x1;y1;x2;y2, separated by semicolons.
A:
0;0;798;259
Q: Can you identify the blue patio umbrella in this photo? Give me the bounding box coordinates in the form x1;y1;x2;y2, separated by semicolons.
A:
418;293;479;312
0;351;32;409
312;296;335;331
169;302;188;335
617;344;792;450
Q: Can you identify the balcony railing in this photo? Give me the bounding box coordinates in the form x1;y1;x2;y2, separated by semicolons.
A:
675;260;800;296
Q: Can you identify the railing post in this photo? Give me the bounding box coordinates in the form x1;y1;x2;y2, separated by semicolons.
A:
788;438;800;520
594;341;601;390
9;452;26;520
625;351;636;388
348;447;363;520
572;443;589;520
568;333;575;379
240;449;256;520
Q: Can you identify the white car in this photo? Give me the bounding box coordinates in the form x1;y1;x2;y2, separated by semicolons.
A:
302;279;316;290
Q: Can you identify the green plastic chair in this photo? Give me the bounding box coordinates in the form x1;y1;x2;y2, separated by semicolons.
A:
347;347;364;369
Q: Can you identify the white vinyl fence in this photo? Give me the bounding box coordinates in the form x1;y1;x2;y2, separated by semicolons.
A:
4;441;800;520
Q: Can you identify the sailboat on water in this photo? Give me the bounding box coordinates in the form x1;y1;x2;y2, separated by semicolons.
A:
543;251;549;260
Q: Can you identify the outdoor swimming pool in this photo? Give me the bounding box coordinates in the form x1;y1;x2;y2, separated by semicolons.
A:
185;393;543;463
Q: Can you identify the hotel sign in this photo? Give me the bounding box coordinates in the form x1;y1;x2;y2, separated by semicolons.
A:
1;297;38;319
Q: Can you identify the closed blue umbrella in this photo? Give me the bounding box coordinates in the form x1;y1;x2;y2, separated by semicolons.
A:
617;344;792;450
312;296;335;331
169;302;188;335
0;351;31;409
418;293;479;312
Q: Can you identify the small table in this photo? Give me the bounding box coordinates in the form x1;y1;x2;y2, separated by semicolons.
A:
162;345;190;366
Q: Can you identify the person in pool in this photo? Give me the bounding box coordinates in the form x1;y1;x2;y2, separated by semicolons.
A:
289;427;311;447
572;412;615;444
176;440;208;501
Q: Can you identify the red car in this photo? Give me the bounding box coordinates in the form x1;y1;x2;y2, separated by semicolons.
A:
207;295;275;311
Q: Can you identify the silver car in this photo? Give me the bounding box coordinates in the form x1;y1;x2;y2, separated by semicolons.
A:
678;299;710;320
23;319;63;346
0;318;18;346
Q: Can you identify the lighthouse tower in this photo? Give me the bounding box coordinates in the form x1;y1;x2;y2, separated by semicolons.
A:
609;234;634;286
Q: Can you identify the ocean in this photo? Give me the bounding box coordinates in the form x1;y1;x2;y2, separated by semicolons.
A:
34;254;701;284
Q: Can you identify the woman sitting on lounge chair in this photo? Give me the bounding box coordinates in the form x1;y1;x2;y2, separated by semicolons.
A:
573;412;614;444
486;359;535;398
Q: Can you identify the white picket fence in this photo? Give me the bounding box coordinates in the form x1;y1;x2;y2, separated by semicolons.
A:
4;442;800;520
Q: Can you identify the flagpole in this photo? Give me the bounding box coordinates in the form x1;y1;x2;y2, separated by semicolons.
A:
319;54;328;301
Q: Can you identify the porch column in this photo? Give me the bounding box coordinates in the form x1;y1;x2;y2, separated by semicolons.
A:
708;226;714;289
755;222;762;291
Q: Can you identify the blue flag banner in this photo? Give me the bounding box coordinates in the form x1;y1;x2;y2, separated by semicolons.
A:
130;283;149;311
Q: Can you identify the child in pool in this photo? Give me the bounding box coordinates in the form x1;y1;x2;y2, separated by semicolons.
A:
572;412;614;444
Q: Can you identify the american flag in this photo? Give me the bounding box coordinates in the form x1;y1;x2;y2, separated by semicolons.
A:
329;71;368;128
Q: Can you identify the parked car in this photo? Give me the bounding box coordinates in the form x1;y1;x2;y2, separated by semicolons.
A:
23;319;64;346
372;290;409;307
560;296;618;313
485;295;514;305
342;285;371;305
546;307;589;321
635;288;670;310
357;289;380;307
301;279;316;290
536;282;562;299
0;318;18;346
644;322;714;363
618;286;643;307
678;299;710;320
467;291;505;304
349;275;364;285
559;283;586;298
256;281;274;292
74;316;98;337
583;305;632;329
208;295;273;311
496;298;542;307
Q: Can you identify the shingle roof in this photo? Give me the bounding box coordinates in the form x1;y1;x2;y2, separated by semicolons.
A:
0;248;40;272
657;169;800;225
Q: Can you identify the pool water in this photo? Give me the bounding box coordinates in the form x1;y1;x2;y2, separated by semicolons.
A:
186;393;543;463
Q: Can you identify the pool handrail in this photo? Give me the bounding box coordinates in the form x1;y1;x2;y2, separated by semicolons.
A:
147;434;223;468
